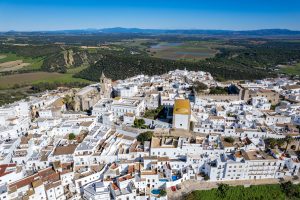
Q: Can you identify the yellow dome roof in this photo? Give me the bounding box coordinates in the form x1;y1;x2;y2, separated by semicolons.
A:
173;99;191;115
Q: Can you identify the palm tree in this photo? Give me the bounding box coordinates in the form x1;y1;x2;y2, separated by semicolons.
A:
284;135;294;152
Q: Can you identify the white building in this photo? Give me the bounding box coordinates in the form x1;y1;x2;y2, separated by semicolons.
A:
172;99;191;130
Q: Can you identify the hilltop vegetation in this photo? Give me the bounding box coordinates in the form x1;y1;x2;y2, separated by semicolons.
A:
74;52;273;81
74;39;300;81
0;44;63;57
221;40;300;69
0;34;300;107
185;182;300;200
0;35;300;94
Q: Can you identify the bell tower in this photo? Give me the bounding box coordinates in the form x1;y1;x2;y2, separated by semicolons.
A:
100;71;112;98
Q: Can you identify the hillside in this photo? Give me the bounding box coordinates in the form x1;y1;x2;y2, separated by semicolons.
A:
1;36;300;83
41;49;102;73
74;54;272;81
74;39;300;81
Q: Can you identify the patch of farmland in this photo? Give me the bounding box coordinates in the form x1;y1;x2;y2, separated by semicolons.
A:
0;55;7;59
0;71;90;89
0;60;30;72
149;42;218;61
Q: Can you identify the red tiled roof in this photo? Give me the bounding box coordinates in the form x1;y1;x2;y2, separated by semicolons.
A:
9;167;59;191
9;174;38;190
118;174;132;182
0;163;17;177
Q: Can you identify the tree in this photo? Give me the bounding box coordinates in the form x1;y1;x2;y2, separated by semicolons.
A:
137;131;153;144
284;135;294;152
277;139;285;148
280;181;300;199
68;133;76;140
194;81;208;93
133;118;147;129
63;95;75;111
209;87;228;95
266;138;277;149
159;190;167;196
224;137;235;144
217;183;230;198
204;174;210;181
143;106;164;119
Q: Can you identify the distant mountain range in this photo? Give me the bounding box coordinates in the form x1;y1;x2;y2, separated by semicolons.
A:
2;27;300;37
100;27;300;36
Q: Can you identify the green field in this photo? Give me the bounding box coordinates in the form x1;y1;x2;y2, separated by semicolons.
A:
185;183;300;200
0;66;92;105
0;53;44;71
0;70;91;89
148;41;231;61
0;51;92;90
280;63;300;76
112;39;152;52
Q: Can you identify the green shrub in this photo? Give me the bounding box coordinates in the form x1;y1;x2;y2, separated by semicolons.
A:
224;137;234;144
137;131;153;144
133;118;148;129
159;190;167;196
185;184;293;200
68;133;76;140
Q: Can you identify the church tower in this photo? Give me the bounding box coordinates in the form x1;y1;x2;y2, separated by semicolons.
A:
100;71;112;98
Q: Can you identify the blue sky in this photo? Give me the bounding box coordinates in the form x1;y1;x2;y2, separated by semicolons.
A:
0;0;300;31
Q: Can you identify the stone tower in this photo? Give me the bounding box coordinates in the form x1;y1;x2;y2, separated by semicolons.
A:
100;72;112;98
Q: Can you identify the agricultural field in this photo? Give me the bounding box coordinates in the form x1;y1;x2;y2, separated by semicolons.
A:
0;71;91;89
148;41;235;61
0;53;44;71
112;39;153;52
0;60;30;72
279;63;300;76
0;65;91;106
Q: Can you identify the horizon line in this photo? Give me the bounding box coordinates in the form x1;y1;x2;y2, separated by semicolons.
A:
1;27;300;33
